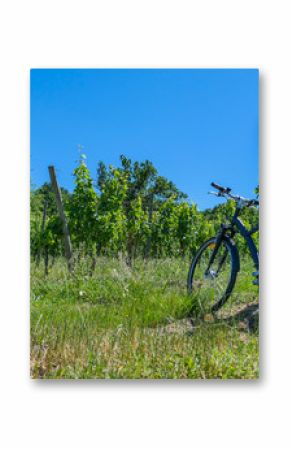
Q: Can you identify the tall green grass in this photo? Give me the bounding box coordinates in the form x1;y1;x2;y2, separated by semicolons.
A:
31;257;259;379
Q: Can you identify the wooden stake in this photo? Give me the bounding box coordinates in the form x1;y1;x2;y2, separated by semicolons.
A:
48;166;73;272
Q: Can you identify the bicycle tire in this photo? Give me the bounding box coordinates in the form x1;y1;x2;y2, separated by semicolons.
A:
187;236;239;313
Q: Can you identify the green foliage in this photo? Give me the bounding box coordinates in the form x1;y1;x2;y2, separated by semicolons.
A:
68;156;98;253
31;154;258;266
30;183;69;261
96;166;128;253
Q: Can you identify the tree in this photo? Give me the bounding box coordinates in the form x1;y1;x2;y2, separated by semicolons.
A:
96;155;187;261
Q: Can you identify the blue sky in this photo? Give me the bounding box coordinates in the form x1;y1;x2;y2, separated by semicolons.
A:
30;69;258;209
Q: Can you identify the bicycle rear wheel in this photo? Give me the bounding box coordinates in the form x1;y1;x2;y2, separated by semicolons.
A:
187;237;239;314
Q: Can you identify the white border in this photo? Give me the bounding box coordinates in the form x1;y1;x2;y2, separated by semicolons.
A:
1;1;289;448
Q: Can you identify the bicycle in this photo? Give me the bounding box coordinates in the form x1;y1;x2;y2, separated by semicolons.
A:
187;182;259;314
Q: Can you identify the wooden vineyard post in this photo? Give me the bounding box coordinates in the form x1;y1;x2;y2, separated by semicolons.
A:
48;166;73;272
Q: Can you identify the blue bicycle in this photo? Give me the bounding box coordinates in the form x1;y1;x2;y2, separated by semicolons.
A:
187;182;259;313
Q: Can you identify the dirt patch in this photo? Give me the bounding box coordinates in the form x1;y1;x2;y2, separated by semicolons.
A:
152;301;259;336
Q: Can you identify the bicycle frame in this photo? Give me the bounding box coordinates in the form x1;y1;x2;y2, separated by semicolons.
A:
204;190;259;278
223;207;259;270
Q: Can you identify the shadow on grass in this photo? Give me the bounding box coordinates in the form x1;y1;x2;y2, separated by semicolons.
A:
219;302;259;333
190;302;259;334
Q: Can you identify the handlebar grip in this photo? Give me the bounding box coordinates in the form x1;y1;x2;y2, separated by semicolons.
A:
211;182;223;190
246;199;259;207
211;182;231;193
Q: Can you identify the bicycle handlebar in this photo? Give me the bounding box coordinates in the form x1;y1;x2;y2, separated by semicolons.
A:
210;182;259;207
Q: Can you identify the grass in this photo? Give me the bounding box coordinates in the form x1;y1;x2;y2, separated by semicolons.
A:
30;256;259;379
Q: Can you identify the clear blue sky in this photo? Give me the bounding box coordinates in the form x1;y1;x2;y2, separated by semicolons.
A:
30;69;258;209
